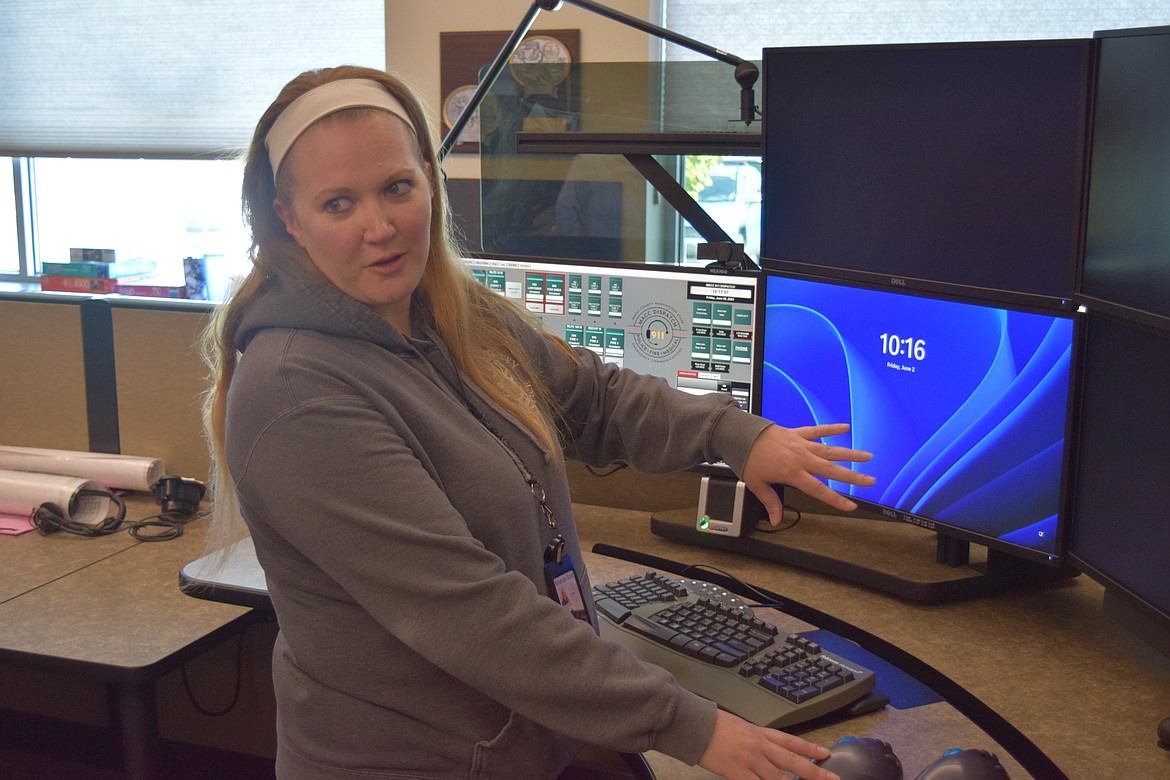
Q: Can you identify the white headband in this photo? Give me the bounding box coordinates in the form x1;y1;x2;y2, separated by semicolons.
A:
264;78;416;182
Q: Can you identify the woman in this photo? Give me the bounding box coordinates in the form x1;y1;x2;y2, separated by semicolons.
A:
202;65;874;779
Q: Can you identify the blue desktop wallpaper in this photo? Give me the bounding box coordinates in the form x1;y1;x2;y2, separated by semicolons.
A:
760;275;1074;555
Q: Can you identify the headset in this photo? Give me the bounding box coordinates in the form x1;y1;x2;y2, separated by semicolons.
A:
31;489;127;537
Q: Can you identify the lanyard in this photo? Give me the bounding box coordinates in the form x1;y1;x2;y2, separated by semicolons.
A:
465;403;558;532
410;327;562;543
430;338;580;613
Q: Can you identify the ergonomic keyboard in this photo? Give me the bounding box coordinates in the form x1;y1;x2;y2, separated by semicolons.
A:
593;572;877;729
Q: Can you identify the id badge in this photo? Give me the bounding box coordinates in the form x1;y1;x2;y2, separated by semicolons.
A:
544;535;591;623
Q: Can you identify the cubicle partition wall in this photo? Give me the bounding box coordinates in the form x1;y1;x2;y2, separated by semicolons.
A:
0;294;90;452
0;291;277;775
0;292;214;483
111;304;213;481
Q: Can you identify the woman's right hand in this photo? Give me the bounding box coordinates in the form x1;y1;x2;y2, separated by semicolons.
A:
697;709;840;780
740;422;875;526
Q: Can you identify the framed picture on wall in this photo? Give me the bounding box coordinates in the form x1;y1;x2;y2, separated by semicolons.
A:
439;29;580;154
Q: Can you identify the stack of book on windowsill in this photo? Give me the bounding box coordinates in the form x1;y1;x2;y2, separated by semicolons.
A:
39;248;185;298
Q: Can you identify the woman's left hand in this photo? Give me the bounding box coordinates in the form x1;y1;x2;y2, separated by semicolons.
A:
697;709;840;780
741;423;875;525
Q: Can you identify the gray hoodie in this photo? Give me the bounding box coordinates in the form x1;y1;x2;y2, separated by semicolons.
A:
225;260;771;779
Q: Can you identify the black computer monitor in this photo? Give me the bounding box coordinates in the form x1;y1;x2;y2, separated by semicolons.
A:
1081;25;1170;329
760;39;1092;305
1069;311;1170;657
463;256;760;412
758;271;1078;569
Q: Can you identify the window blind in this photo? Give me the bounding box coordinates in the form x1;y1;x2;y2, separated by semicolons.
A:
0;0;385;158
661;0;1168;60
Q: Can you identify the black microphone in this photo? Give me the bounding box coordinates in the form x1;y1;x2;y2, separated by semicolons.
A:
735;61;759;126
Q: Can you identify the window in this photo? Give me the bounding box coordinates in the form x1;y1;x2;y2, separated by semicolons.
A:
661;1;1170;60
0;161;17;276
32;158;250;300
1;0;384;299
683;156;762;262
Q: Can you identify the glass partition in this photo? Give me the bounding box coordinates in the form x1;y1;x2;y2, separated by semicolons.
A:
476;60;762;266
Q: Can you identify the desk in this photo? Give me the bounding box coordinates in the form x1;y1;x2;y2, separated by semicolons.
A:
179;503;1158;779
574;504;1170;780
0;518;139;603
0;497;264;780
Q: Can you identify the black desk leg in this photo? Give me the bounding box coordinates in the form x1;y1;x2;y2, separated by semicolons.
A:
110;681;161;780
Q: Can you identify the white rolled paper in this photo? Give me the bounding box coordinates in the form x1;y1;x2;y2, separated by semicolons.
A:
0;469;111;527
0;445;166;491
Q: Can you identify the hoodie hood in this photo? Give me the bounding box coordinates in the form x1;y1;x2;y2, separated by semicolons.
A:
234;259;471;400
235;260;419;356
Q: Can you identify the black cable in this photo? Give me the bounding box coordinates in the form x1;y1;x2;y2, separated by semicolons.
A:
753;506;802;533
674;562;789;609
585;462;629;477
181;630;247;717
126;510;206;541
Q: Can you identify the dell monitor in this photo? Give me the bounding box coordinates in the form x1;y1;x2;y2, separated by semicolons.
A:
755;271;1079;598
761;39;1092;304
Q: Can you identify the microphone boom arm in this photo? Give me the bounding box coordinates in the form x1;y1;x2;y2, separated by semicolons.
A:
437;0;760;161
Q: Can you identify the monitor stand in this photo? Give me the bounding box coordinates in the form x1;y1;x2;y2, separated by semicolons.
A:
649;507;1077;603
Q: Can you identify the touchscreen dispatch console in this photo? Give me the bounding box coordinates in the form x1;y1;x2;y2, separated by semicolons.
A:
464;257;759;412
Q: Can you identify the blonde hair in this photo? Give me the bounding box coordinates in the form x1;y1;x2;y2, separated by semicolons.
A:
200;66;578;551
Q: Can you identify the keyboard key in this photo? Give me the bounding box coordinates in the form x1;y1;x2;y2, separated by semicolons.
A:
788;686;819;703
594;597;631;624
624;615;679;645
818;677;844;693
758;674;790;694
716;647;748;664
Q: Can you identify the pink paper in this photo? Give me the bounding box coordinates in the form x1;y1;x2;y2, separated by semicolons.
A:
0;513;36;535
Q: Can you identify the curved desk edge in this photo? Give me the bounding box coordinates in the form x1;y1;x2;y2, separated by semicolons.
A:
591;542;1070;780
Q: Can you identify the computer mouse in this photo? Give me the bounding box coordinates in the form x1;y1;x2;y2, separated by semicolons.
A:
1157;717;1170;750
806;736;903;780
913;748;1010;780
